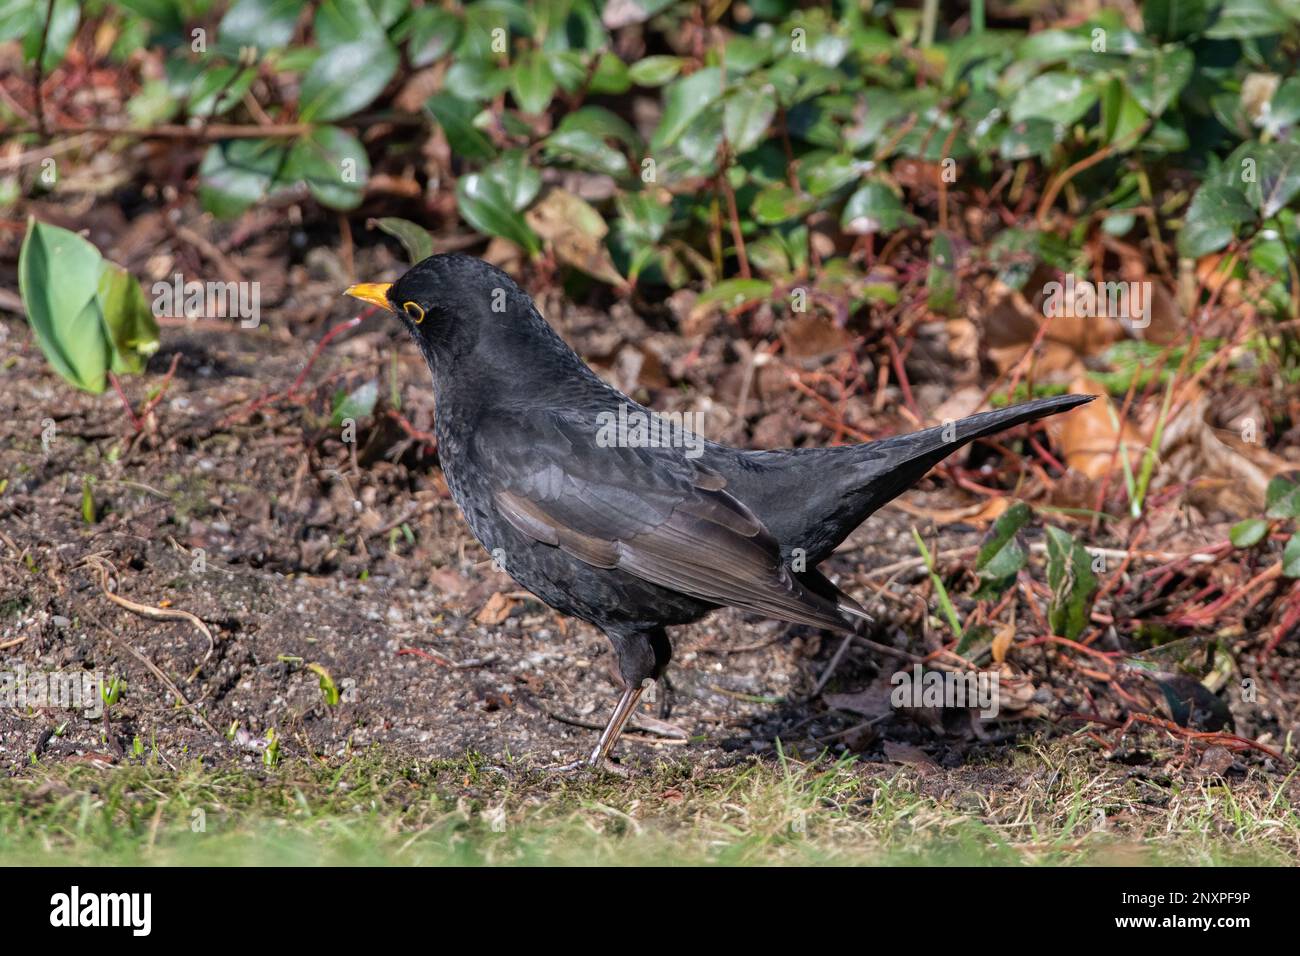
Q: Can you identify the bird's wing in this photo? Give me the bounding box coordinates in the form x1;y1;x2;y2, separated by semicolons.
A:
478;409;851;631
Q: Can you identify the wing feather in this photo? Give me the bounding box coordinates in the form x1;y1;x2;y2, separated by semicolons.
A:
484;410;850;631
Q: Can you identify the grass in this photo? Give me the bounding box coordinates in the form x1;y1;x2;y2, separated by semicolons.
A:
3;738;1297;866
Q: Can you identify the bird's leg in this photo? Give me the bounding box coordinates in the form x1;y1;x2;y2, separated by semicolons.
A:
657;672;674;719
588;681;646;767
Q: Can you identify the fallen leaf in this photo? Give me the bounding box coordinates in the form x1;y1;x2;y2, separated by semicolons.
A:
1048;377;1146;480
476;592;517;626
780;313;853;361
990;621;1015;664
882;741;940;773
525;187;625;286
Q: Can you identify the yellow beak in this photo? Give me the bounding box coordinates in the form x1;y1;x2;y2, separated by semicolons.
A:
345;282;394;311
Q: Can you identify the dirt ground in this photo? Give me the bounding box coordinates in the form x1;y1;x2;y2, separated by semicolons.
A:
1;240;1297;786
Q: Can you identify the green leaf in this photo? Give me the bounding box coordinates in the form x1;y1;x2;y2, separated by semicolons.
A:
373;218;434;264
1176;183;1256;258
96;261;161;375
999;119;1058;159
510;50;556;116
753;183;813;225
544;125;629;177
676;106;724;168
589;52;631;94
1284;534;1300;578
1230;518;1269;548
627;55;683;87
218;0;301;53
198;138;290;219
615;192;672;246
426;93;496;162
187;65;257;118
694;279;773;315
1045;526;1098;640
82;477;96;525
331;379;378;427
911;528;965;643
974;501;1033;598
456;172;541;255
799;153;862;197
1009;72;1099;126
482;150;541;211
406;6;461;67
1143;0;1215;39
1101;79;1149;147
927;231;959;316
1266;475;1300;519
20;0;78;71
285;126;369;210
444;57;511;101
651;67;724;151
1127;47;1193;116
299;38;398;122
723;84;778;155
842;181;919;234
1245;141;1300;219
18;219;111;393
1206;0;1293;38
314;0;386;48
1264;77;1300;134
306;663;341;706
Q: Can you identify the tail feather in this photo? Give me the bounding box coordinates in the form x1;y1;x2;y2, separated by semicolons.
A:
854;393;1095;517
722;393;1095;566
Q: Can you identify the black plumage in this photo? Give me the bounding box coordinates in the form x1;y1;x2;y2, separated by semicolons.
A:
346;254;1092;766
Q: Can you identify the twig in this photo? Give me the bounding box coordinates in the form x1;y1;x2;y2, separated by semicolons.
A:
92;620;220;737
107;371;144;432
32;0;55;137
84;557;215;664
21;121;315;140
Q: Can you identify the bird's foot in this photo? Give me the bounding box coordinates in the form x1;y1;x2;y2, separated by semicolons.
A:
541;755;631;777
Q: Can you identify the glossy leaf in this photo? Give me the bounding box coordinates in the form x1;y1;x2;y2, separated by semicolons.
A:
299;38;398;122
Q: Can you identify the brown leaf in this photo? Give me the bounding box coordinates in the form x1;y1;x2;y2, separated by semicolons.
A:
825;678;894;720
476;592;517;626
1048;377;1146;480
882;741;940;774
780;314;852;361
525;188;625;286
990;622;1015;664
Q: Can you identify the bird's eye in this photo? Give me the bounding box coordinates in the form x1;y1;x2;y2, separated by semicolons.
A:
403;301;425;324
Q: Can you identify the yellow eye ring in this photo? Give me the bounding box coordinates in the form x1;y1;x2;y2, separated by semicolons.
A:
403;301;425;324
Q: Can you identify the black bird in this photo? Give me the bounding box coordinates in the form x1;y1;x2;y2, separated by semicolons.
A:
347;254;1091;766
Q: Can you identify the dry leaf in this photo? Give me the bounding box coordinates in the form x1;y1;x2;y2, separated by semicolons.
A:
476;592;517;626
990;622;1015;664
780;313;853;361
882;741;940;773
1048;377;1145;480
525;187;625;286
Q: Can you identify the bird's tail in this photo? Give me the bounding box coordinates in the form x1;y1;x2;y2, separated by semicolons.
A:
850;393;1095;518
731;392;1094;566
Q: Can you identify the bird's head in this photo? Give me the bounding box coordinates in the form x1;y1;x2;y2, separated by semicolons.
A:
345;253;590;388
346;253;525;345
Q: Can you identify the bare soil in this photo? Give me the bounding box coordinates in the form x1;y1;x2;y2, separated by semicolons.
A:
1;244;1296;782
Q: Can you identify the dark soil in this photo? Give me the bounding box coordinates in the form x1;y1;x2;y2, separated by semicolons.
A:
1;247;1296;779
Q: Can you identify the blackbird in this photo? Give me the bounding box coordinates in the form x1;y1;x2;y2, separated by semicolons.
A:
347;254;1091;766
